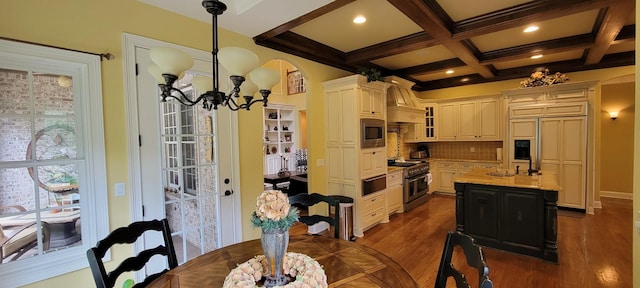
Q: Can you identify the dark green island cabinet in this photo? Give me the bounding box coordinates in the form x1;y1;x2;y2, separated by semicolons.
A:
453;168;560;263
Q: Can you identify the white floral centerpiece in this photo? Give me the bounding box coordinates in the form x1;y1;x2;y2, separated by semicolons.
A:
250;189;299;230
222;252;328;288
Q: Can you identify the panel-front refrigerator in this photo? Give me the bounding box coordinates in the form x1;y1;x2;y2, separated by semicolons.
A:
509;116;587;210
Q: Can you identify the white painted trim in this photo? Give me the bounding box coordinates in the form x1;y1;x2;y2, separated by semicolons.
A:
600;191;634;200
121;34;243;281
593;200;602;209
0;38;108;287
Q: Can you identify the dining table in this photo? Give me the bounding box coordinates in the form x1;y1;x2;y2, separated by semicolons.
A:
147;234;418;288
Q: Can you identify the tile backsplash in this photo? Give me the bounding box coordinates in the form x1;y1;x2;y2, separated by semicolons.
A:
387;128;503;161
426;141;503;160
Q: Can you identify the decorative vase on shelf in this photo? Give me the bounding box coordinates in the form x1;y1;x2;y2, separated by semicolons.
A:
261;227;290;287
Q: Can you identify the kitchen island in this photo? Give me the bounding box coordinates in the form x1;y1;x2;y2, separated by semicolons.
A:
453;168;560;263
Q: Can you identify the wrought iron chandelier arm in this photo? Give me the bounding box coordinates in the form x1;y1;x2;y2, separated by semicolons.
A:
159;84;206;106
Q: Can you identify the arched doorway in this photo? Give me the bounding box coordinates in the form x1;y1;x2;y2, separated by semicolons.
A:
261;59;308;191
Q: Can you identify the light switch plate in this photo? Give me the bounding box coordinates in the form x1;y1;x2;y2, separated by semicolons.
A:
317;159;325;167
115;182;125;197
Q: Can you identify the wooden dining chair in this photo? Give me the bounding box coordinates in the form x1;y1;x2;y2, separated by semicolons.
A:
87;218;178;288
434;231;493;288
288;193;341;238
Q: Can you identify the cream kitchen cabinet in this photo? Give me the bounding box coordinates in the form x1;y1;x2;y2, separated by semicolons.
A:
404;102;437;143
360;147;387;179
360;86;386;119
361;191;388;229
457;97;501;141
323;74;389;237
437;102;458;141
404;123;426;143
386;169;403;215
539;117;586;209
434;161;500;194
438;97;501;141
436;161;457;194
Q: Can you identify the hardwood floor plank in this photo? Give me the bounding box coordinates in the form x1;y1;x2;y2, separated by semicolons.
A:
292;195;633;287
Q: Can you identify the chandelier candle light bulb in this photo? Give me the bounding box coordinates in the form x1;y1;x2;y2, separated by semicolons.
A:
147;0;280;111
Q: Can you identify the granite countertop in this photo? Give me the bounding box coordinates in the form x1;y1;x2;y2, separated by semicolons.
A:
453;168;562;191
387;166;404;172
426;158;502;163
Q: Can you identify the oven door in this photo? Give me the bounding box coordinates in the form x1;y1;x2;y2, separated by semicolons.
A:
404;174;429;203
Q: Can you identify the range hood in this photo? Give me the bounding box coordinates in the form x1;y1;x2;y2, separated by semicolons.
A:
386;76;424;123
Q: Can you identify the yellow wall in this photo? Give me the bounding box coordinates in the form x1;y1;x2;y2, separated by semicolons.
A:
2;0;637;286
1;0;347;286
600;82;635;195
633;1;639;285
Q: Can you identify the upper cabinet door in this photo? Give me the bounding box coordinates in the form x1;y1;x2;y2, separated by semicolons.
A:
438;102;458;141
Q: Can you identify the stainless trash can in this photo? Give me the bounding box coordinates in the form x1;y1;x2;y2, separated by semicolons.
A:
329;195;355;241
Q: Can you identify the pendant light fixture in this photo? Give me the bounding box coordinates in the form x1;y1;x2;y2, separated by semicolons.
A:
147;0;280;111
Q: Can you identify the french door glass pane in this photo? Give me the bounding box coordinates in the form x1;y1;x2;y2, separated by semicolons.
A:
160;72;218;262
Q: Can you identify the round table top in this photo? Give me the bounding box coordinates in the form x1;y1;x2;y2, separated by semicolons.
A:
148;234;418;288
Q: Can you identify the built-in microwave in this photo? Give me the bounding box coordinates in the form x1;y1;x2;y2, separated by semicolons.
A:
361;118;385;148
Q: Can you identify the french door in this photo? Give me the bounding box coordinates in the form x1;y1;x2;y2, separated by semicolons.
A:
123;34;241;278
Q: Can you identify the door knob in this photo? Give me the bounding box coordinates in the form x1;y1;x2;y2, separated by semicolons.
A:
224;190;233;196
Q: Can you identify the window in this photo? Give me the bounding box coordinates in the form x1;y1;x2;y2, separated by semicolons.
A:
287;70;305;95
0;39;108;287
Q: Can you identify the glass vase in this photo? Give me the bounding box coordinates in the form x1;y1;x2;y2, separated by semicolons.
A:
261;227;290;287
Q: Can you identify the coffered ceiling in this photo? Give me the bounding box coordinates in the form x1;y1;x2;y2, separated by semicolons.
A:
141;0;635;91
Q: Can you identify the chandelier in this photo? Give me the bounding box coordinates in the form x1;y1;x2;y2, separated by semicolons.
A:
147;0;280;111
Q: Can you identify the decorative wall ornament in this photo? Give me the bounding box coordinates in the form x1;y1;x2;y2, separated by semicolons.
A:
519;68;569;88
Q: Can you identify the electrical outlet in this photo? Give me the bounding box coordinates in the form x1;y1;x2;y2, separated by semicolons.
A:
316;159;325;167
470;147;475;152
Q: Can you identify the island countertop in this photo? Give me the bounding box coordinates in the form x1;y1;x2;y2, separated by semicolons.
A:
453;168;562;191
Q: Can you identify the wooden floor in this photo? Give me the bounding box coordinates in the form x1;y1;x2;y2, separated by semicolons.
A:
291;195;633;288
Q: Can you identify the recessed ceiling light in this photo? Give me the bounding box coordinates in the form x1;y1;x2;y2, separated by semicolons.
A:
524;26;539;33
530;54;543;59
461;78;470;82
446;70;454;74
353;16;366;24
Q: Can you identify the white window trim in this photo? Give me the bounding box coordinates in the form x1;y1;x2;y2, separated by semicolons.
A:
0;39;109;287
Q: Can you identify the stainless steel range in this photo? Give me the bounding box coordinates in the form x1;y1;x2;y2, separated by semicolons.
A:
389;161;430;212
402;162;430;212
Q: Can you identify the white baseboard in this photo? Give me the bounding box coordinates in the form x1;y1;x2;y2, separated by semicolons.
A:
593;201;602;209
600;190;634;200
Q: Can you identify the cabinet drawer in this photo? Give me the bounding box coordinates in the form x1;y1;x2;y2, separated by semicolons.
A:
438;162;455;169
477;163;498;169
362;193;385;212
387;171;403;186
457;163;475;170
362;207;385;228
